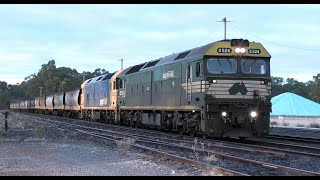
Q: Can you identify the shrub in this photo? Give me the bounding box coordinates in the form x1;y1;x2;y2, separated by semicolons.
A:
282;121;289;126
114;137;136;155
296;124;305;127
309;123;320;128
36;126;47;139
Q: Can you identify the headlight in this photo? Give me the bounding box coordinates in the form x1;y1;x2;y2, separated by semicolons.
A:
222;112;227;117
260;81;265;85
250;111;257;118
235;47;246;54
212;79;217;84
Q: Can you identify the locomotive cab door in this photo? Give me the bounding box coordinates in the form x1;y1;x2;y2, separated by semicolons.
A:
186;64;192;104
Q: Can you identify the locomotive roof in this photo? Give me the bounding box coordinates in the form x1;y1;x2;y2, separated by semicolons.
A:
121;42;215;76
81;72;116;87
151;42;215;68
123;39;271;75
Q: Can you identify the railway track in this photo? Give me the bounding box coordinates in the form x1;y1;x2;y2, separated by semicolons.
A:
219;137;320;157
266;134;320;144
9;112;320;176
269;127;320;143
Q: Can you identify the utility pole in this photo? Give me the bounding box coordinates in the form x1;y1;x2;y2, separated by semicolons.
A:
61;81;66;92
119;58;124;70
5;111;8;131
39;87;43;97
217;17;231;40
82;73;88;83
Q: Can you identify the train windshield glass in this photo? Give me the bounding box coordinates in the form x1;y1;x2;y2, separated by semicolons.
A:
241;59;267;75
207;58;237;74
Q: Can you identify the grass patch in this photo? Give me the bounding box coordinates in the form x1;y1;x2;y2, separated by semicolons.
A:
15;120;26;130
0;128;6;140
192;138;219;163
114;137;136;155
191;138;200;161
35;126;47;139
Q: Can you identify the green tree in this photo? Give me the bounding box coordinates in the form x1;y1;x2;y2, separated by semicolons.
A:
0;81;10;109
310;73;320;103
271;76;285;97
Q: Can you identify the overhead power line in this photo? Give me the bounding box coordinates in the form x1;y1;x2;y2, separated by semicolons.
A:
231;24;320;52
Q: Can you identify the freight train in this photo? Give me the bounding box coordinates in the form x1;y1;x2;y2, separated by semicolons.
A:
10;38;272;138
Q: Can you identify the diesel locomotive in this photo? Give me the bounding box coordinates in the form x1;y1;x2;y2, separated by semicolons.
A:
10;38;272;138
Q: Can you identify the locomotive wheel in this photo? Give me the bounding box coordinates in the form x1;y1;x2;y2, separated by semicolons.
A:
178;126;184;135
129;120;134;127
189;122;199;137
134;121;139;128
190;127;196;137
202;134;207;139
132;121;136;128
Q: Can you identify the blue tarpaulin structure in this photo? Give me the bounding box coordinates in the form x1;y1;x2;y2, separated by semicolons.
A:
271;92;320;116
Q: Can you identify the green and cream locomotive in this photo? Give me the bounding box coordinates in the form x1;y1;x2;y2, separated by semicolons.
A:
117;39;272;137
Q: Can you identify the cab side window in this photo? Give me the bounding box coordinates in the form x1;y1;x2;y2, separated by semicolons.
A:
196;62;202;77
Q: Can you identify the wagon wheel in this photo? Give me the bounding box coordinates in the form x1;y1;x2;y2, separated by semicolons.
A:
131;120;136;128
77;113;81;120
105;118;110;124
110;118;114;125
87;113;91;121
129;119;134;127
134;121;139;128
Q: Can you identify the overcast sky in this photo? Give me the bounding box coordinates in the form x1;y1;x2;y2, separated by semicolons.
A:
1;4;320;84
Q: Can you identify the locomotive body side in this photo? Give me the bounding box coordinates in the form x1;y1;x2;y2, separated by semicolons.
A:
80;70;125;122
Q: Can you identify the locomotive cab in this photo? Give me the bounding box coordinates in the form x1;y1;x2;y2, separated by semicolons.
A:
201;39;272;137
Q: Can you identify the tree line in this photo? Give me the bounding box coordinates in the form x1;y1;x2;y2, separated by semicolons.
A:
271;75;320;103
0;60;109;109
1;59;320;109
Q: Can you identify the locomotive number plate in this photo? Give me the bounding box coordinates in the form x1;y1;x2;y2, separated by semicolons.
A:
217;48;232;53
248;49;261;54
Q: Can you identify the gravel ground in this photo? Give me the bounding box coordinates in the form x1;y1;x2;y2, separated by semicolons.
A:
0;113;214;176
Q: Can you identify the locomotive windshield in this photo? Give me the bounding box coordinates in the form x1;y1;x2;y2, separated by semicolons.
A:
241;59;267;75
207;58;237;74
207;57;269;76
